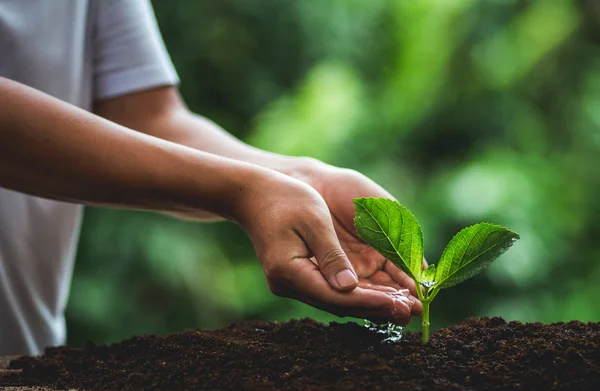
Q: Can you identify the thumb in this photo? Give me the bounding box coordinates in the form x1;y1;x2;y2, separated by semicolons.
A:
303;225;358;292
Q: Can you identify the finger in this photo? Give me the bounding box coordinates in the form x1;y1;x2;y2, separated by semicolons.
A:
300;219;358;292
358;280;400;292
411;295;422;315
383;260;418;296
279;257;415;325
363;273;421;315
423;257;428;269
358;280;421;316
385;289;422;316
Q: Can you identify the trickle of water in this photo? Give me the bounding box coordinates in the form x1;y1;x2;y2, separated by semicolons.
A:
363;320;403;343
420;281;437;288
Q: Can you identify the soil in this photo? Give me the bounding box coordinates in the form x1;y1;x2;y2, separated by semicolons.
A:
2;317;600;391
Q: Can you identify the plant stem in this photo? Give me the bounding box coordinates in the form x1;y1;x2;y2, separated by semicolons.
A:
421;299;430;344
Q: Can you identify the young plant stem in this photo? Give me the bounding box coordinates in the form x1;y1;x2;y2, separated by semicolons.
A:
421;299;430;344
416;285;432;344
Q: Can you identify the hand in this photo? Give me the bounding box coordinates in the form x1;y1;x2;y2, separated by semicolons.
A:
233;169;420;325
295;160;426;299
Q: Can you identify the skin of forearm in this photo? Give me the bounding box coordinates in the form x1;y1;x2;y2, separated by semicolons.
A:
157;112;307;174
0;77;268;219
94;86;319;221
95;86;320;176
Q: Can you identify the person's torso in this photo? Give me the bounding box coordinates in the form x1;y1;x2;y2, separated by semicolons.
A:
0;0;92;355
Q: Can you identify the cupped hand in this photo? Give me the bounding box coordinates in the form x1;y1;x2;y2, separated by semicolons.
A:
295;160;427;297
233;169;421;325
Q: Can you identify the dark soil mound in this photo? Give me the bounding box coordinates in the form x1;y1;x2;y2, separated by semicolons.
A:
3;317;600;390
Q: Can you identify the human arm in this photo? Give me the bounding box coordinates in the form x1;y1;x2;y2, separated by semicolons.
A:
94;86;300;221
95;86;425;297
0;77;251;216
0;77;419;324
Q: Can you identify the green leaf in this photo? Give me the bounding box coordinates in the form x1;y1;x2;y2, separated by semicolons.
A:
353;198;423;281
434;223;520;289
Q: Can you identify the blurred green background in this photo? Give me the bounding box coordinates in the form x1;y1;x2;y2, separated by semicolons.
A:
66;0;600;346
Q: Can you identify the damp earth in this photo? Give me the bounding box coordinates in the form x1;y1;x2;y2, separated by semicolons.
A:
2;317;600;390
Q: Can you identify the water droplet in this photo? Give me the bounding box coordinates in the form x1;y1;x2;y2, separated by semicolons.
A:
363;320;403;343
420;281;437;288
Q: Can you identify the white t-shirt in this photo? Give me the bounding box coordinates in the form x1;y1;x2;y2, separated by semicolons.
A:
0;0;179;355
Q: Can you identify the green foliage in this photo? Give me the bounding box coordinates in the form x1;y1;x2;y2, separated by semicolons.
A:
353;198;423;282
354;198;519;343
435;223;520;289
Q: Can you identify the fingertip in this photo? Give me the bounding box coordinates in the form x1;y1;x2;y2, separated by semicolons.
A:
391;298;412;326
410;295;423;316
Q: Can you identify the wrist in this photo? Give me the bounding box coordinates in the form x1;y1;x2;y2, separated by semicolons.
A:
277;156;326;183
226;161;325;229
280;157;335;198
150;149;267;221
224;164;287;225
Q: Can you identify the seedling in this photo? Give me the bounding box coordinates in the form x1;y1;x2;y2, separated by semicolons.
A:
353;198;519;344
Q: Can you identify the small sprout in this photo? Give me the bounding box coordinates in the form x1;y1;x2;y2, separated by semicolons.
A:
354;198;519;344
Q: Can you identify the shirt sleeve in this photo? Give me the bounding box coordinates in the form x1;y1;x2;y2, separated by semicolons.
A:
92;0;179;100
